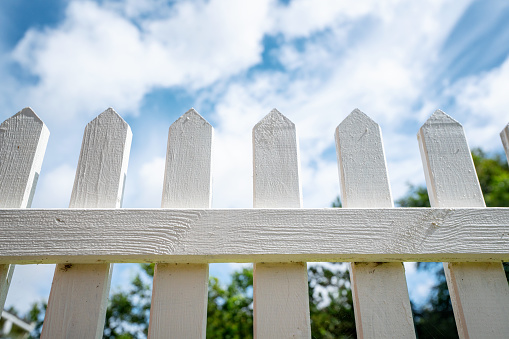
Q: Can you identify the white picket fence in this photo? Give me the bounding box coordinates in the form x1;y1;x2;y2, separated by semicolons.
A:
0;107;509;339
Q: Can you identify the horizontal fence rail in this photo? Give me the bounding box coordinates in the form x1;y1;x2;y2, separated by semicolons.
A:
0;208;508;264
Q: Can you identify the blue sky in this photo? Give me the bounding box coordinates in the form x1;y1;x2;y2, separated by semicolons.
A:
2;0;509;315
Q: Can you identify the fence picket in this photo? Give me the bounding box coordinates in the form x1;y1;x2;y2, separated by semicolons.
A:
2;104;509;338
418;109;509;338
0;107;49;310
500;124;509;162
252;109;310;338
335;109;415;338
41;108;131;339
148;109;211;338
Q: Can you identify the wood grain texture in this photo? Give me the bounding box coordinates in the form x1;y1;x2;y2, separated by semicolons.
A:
41;108;132;339
0;265;14;312
149;109;211;339
42;264;112;339
150;263;209;338
253;109;302;208
419;109;509;339
161;109;212;208
336;109;415;338
0;208;508;263
335;109;392;208
253;109;310;339
0;107;49;209
418;110;484;208
500;123;509;163
349;263;415;337
0;107;49;310
69;108;132;209
254;262;310;338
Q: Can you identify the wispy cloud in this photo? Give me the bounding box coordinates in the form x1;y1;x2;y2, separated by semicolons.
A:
3;0;509;313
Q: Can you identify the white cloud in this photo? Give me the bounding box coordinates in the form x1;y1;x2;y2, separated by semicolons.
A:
445;57;509;150
124;156;165;208
273;0;389;39
415;277;435;300
33;163;76;208
403;262;417;274
4;0;487;236
10;0;273;119
197;0;476;206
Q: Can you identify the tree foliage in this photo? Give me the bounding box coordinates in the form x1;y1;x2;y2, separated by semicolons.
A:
206;268;253;338
308;264;355;338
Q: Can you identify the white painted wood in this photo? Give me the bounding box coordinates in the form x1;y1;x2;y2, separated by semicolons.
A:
253;109;310;339
0;107;49;310
500;123;509;163
150;263;209;338
336;109;415;338
349;263;414;337
0;265;14;313
161;109;212;208
0;107;49;209
0;208;509;263
418;109;509;339
149;109;211;339
335;109;393;208
254;262;310;338
41;264;112;339
253;109;302;208
69;108;131;209
418;110;484;208
41;108;132;339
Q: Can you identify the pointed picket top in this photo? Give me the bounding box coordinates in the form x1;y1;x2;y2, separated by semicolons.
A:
0;107;49;208
254;108;295;132
336;108;377;133
500;124;509;163
162;108;213;208
87;107;129;129
253;108;301;208
171;108;211;130
421;109;460;127
335;108;392;208
0;107;49;311
418;109;484;207
69;107;132;208
4;107;45;125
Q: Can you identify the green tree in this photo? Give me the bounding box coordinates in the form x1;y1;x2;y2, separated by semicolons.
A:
103;267;152;338
206;268;253;338
308;264;355;338
396;148;509;338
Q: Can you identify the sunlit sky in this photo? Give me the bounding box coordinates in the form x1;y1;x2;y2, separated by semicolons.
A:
2;0;509;314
